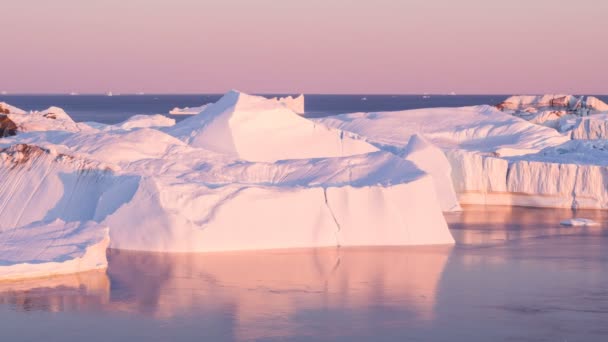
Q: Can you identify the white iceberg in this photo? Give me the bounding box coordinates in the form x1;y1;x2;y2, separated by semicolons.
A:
0;91;456;275
497;95;608;114
0;220;109;280
403;135;461;212
560;218;599;227
169;104;210;115
273;94;305;114
104;151;455;252
570;114;608;140
167;90;376;162
0;103;83;135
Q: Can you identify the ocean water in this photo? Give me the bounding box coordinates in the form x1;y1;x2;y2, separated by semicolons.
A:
1;94;512;123
1;205;607;341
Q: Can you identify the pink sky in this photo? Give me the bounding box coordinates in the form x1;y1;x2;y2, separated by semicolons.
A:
1;0;607;94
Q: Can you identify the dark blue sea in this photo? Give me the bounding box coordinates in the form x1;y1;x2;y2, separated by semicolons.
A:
0;94;531;124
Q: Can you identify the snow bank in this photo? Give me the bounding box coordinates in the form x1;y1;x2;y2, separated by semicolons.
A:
168;90;376;162
0;220;109;280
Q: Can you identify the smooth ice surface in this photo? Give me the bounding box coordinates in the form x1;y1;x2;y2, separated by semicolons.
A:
1;206;607;341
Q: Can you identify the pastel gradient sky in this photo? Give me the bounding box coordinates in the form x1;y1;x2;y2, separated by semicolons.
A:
2;0;607;94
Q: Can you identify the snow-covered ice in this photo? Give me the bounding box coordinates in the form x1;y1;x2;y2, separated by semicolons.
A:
167;91;376;162
0;92;457;278
170;104;210;115
0;220;109;280
312;99;608;209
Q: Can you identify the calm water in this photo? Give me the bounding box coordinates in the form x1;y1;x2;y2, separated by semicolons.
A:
0;94;513;124
1;206;607;341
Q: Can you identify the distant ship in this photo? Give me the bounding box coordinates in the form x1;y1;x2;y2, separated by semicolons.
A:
106;91;113;97
69;92;79;96
422;95;431;99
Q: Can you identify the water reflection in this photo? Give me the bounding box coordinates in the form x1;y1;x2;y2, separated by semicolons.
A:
1;206;608;341
0;270;109;313
446;205;608;246
0;246;453;340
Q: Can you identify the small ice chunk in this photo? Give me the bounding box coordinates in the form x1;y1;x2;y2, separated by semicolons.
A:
560;218;599;227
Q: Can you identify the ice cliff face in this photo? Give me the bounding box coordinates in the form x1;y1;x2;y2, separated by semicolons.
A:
313;101;608;210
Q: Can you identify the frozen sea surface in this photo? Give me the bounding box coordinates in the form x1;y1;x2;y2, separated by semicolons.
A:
1;206;607;341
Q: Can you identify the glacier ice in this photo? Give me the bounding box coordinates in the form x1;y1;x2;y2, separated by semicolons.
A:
0;93;456;278
167;91;376;162
0;220;109;280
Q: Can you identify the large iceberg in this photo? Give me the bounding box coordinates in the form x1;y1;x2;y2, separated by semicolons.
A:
0;93;456;278
497;95;608;114
312;102;608;209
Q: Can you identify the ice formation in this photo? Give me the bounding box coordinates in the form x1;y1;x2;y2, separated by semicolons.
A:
170;104;210;115
313;100;608;209
560;218;599;227
0;220;109;280
167;91;375;162
497;95;608;114
8;90;608;280
0;93;455;278
402;135;461;212
273;94;305;114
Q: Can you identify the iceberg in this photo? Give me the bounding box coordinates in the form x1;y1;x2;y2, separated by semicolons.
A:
104;151;455;252
560;218;599;227
0;91;456;279
312;104;608;209
0;220;109;280
167;90;376;162
570;114;608;140
497;95;608;114
169;104;210;115
403;135;461;212
0;103;83;134
273;94;305;114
